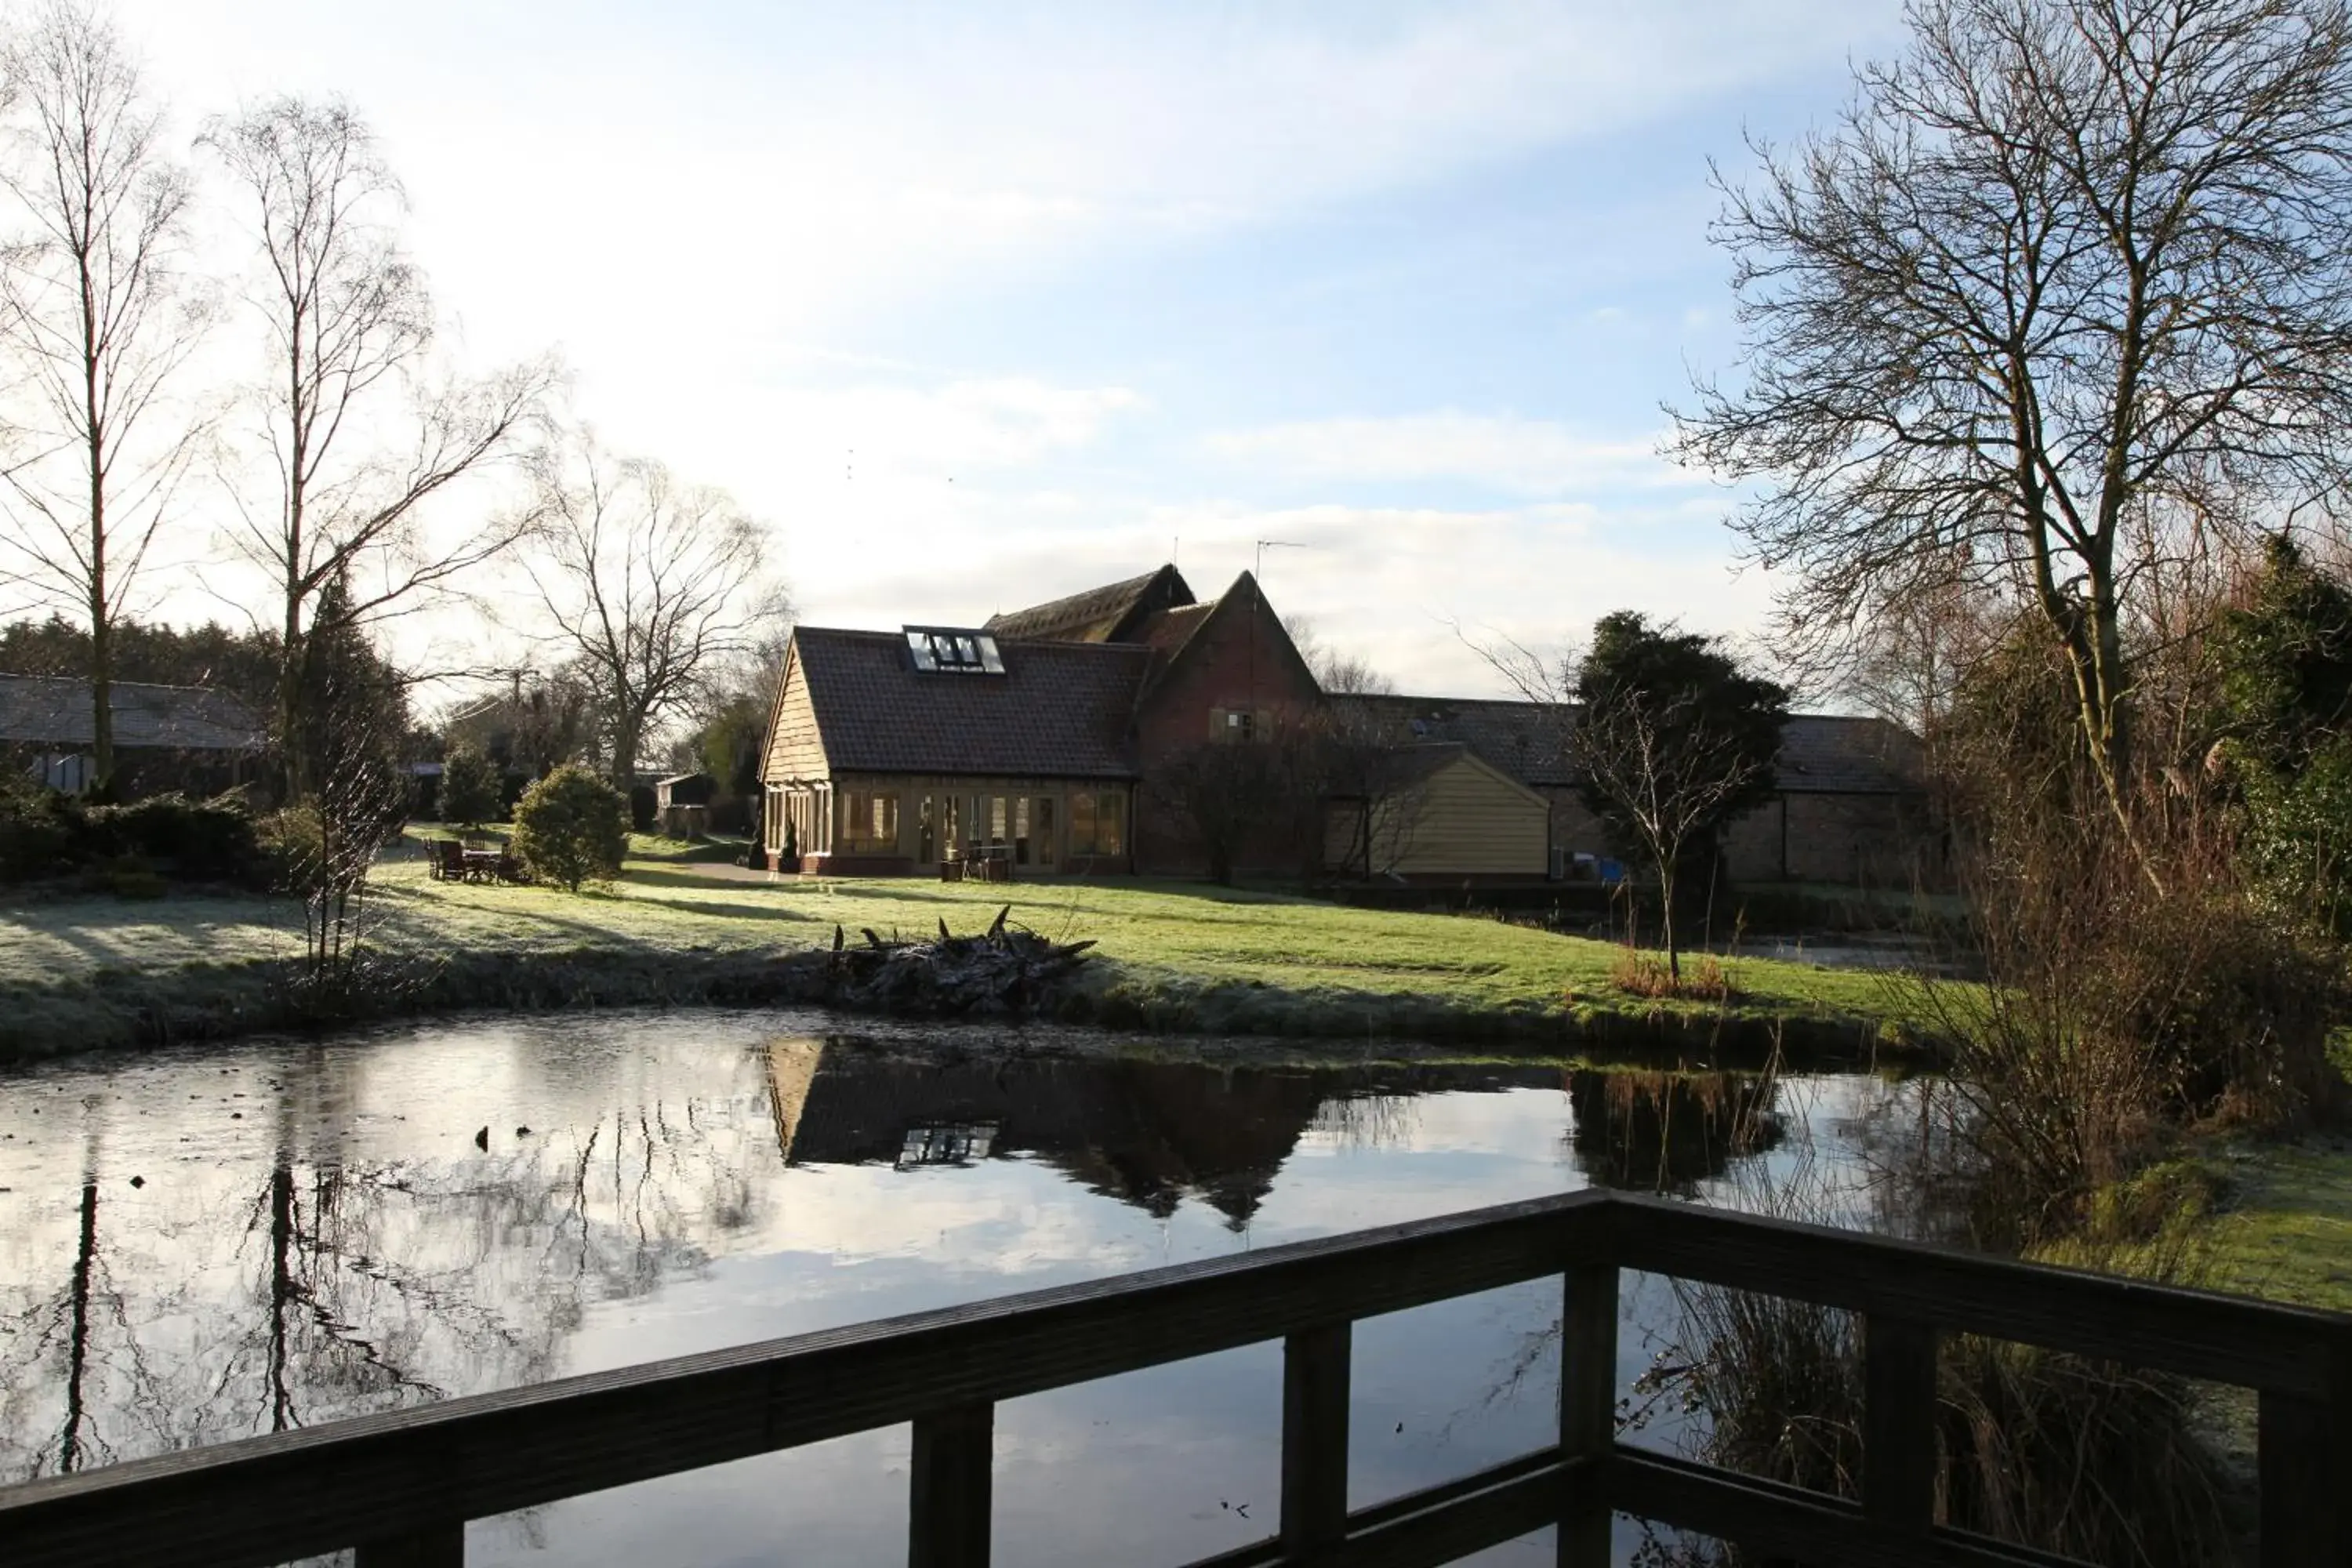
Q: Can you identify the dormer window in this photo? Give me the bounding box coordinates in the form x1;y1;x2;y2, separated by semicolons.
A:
905;627;1005;674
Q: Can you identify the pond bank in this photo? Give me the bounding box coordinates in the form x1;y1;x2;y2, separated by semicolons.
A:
0;939;1942;1070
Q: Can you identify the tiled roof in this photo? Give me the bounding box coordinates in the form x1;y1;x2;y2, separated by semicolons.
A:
1134;601;1214;655
793;628;1146;778
1344;695;1918;795
1344;695;1579;786
1774;714;1921;794
983;564;1195;643
0;673;266;752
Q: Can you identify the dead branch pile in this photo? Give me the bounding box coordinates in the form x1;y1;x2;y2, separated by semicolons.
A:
786;906;1096;1018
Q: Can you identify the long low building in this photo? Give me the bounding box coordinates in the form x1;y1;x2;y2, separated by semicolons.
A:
1340;693;1930;887
756;564;1935;887
0;673;267;797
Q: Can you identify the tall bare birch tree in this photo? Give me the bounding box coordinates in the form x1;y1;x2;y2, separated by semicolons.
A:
200;96;556;797
1674;0;2352;874
529;433;788;789
0;2;205;793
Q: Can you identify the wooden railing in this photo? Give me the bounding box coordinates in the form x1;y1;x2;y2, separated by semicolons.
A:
2;1189;2346;1568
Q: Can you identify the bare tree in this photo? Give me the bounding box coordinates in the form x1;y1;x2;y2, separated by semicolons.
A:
1673;0;2352;874
0;3;205;793
280;568;408;985
1577;698;1778;982
199;96;557;798
1282;612;1396;696
528;432;788;789
1479;614;1787;981
1150;735;1298;885
1312;699;1432;878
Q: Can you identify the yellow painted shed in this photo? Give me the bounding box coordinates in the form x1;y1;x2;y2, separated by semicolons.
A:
1326;743;1551;880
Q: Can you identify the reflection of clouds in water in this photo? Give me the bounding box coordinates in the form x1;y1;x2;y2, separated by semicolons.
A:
0;1018;1894;1567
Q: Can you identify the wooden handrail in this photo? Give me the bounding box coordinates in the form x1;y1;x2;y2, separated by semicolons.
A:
0;1189;2344;1568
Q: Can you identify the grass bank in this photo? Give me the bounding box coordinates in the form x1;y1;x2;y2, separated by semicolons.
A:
0;836;1949;1062
2194;1119;2352;1316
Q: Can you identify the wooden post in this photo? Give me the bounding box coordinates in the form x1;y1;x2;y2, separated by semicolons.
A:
2259;1386;2345;1567
1281;1323;1351;1555
1558;1261;1617;1568
354;1523;464;1568
909;1401;993;1568
1863;1315;1938;1536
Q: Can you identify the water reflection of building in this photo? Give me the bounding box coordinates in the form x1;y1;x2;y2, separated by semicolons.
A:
767;1042;1334;1230
1565;1070;1785;1195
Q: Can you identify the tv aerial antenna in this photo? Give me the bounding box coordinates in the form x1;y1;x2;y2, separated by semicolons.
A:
1254;539;1312;578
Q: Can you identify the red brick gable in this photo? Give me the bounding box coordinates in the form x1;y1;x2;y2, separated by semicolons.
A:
1134;574;1320;761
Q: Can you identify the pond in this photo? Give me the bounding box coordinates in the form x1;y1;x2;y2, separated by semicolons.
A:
0;1011;1907;1566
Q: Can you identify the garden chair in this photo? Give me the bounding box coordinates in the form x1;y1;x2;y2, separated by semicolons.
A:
434;839;466;882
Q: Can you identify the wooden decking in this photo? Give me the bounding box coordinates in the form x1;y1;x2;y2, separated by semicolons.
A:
1;1190;2344;1567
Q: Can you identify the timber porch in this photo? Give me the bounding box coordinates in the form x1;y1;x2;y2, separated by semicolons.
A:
2;1189;2345;1567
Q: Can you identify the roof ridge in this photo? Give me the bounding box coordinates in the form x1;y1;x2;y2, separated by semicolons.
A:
0;670;247;698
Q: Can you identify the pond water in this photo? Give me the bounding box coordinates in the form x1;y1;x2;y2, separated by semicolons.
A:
0;1012;1906;1566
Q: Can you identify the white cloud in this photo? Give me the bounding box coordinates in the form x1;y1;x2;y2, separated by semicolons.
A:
112;0;1899;352
1208;413;1697;497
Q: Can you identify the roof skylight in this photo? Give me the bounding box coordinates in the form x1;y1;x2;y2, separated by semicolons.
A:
905;627;1005;675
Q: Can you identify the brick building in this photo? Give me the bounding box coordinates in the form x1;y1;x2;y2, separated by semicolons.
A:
1345;695;1933;887
757;564;1933;885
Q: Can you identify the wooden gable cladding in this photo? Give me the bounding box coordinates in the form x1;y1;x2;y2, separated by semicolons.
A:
1325;746;1550;880
758;640;829;786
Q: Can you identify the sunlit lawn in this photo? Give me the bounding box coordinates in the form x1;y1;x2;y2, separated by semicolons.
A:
2202;1139;2352;1315
0;833;1930;1029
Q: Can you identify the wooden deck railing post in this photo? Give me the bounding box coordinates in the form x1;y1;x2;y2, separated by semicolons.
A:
2259;1378;2347;1568
353;1522;465;1567
909;1401;993;1568
1280;1323;1352;1556
1863;1314;1939;1537
1557;1261;1617;1568
14;1191;2352;1568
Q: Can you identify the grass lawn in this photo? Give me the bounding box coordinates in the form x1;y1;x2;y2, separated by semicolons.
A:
374;844;1927;1029
0;833;1944;1057
2199;1139;2352;1315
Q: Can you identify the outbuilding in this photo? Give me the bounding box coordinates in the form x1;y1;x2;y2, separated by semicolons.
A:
1323;742;1552;882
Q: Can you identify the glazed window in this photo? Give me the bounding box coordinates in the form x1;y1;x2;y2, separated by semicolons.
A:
839;792;899;852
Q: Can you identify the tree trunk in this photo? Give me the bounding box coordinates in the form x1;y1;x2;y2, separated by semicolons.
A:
1658;856;1680;985
610;706;644;793
85;278;112;797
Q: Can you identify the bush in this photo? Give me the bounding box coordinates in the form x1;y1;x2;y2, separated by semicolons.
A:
88;793;263;884
1610;949;1734;1002
437;746;501;826
0;786;265;887
0;786;79;882
255;805;322;890
511;765;629;891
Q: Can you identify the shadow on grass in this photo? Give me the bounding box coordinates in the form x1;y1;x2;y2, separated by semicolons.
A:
615;894;828;927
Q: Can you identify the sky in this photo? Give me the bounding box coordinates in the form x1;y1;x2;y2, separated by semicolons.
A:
104;0;1909;700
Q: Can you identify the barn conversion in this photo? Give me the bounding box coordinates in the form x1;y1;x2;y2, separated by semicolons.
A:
756;565;1933;886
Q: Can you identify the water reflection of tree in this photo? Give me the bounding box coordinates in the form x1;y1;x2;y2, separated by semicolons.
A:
1308;1092;1420;1151
0;1040;776;1479
1566;1071;1785;1195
